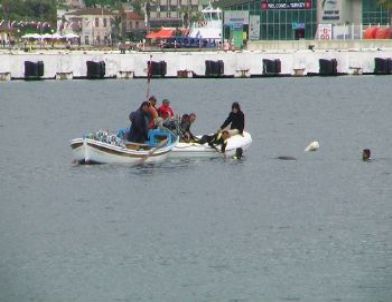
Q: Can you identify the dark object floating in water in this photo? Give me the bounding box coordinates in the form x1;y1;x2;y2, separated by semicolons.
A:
362;149;371;161
232;148;243;159
276;156;297;160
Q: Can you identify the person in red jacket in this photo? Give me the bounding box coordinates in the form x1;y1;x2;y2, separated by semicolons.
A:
158;99;174;120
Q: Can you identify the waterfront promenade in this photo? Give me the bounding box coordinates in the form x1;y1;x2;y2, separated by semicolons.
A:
1;40;392;79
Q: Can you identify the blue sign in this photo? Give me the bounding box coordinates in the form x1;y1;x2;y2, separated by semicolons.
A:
292;22;305;30
232;23;243;30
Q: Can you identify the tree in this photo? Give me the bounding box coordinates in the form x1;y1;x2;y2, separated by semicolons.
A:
378;0;392;23
190;10;203;24
1;0;56;24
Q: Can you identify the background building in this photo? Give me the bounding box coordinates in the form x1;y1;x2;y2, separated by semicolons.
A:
221;0;317;40
64;0;86;9
362;0;389;25
147;0;212;29
219;0;390;40
65;8;114;45
122;11;146;41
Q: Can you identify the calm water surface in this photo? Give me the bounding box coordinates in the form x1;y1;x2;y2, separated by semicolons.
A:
0;77;391;302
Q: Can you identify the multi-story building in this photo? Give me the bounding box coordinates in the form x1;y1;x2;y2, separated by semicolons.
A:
122;11;146;41
65;8;114;45
148;0;210;29
220;0;390;40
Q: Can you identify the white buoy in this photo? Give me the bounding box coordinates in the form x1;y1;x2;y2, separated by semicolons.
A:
304;141;320;152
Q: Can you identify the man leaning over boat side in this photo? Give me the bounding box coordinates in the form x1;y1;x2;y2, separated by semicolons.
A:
179;113;197;142
219;102;245;136
128;102;150;143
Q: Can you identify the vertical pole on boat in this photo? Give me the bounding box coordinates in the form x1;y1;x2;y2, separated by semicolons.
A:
146;54;153;100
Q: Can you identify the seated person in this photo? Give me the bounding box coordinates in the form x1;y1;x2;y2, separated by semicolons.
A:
179;113;197;142
219;102;245;136
198;130;230;153
158;99;174;120
158;99;177;130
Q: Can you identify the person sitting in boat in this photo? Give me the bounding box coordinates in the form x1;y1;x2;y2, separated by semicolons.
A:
128;101;150;143
147;95;159;129
179;113;197;142
219;102;245;136
158;99;174;120
159;99;176;130
198;130;230;153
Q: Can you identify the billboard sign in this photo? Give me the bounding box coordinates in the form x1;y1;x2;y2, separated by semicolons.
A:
224;10;249;25
261;0;312;10
319;0;341;22
317;23;332;40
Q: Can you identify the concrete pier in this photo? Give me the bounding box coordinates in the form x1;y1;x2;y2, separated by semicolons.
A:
0;46;392;80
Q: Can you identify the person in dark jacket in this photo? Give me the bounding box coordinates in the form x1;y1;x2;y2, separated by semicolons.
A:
219;102;245;135
179;113;197;142
128;101;150;143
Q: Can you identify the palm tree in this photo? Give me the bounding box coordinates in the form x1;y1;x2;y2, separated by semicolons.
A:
378;0;392;24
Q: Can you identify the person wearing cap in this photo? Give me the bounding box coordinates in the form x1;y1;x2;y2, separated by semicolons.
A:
147;96;159;129
158;99;174;120
219;102;245;136
128;101;150;143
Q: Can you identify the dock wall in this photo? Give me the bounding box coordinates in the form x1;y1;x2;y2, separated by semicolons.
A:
1;49;392;80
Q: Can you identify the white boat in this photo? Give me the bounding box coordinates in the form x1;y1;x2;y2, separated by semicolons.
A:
70;129;178;165
171;131;252;158
188;4;222;43
70;137;85;163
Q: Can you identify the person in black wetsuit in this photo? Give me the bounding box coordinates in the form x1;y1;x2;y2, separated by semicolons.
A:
219;102;245;136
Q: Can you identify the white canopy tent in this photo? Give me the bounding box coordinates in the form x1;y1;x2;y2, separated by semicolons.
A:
51;33;64;39
21;33;41;39
64;33;79;39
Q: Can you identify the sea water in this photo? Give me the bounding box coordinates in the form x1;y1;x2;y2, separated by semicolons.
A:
0;77;391;302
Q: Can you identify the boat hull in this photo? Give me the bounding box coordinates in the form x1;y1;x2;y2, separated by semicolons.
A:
70;137;86;163
170;131;252;158
70;131;252;162
83;138;175;165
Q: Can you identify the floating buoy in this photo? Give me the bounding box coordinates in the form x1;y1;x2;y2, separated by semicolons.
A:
304;141;319;152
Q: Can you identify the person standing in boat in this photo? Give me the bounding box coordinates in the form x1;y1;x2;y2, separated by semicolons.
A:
219;102;245;136
128;101;150;143
147;95;159;129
